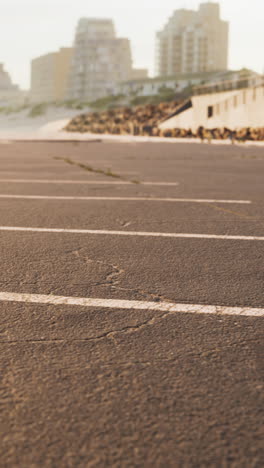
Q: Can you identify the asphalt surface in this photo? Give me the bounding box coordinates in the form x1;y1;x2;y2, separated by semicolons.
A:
0;140;263;467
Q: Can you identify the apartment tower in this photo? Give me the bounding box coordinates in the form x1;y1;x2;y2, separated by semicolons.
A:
0;64;14;89
30;48;73;103
156;2;229;76
0;63;25;106
68;18;133;101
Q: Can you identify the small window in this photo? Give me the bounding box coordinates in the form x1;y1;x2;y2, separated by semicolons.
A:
208;106;213;118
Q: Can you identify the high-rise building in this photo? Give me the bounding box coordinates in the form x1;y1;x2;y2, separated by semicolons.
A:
0;63;25;106
30;47;73;103
130;69;149;80
156;2;229;77
0;63;14;89
68;18;133;101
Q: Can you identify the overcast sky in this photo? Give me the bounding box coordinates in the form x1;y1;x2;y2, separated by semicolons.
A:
1;0;263;89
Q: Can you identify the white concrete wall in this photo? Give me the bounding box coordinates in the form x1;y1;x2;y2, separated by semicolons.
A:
207;86;264;129
160;107;194;129
192;90;238;128
160;86;264;130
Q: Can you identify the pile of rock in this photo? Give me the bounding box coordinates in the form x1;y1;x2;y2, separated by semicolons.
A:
194;126;264;142
64;103;264;141
64;102;180;136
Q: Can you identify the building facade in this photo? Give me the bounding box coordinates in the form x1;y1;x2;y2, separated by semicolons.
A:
130;69;149;80
67;18;133;102
0;63;25;106
115;71;217;98
156;2;229;76
114;69;259;100
30;47;73;103
0;63;13;89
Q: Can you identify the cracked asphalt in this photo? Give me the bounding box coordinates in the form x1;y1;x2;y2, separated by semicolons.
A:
0;140;264;467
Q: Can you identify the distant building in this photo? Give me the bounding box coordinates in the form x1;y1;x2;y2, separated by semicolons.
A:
115;70;223;98
114;69;260;99
0;64;13;89
67;18;133;102
130;69;149;80
156;2;229;76
30;47;73;103
192;69;261;95
0;63;25;106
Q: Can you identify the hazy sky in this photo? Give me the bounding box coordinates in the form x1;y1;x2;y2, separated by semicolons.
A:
1;0;263;89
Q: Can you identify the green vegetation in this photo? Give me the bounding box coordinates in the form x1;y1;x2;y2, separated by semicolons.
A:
0;104;28;114
0;84;192;117
0;101;91;117
28;103;47;117
62;100;88;110
130;92;176;106
88;94;126;110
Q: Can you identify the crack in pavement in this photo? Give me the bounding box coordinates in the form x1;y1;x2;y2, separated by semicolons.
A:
0;308;184;344
54;157;141;184
3;251;261;346
65;247;169;304
1;249;176;344
205;203;259;221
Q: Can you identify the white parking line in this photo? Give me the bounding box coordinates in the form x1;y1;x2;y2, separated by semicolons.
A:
0;291;263;317
0;226;263;241
0;179;179;186
0;195;252;205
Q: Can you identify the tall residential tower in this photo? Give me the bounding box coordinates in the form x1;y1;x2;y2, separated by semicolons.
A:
0;64;25;106
68;19;133;101
156;2;229;76
30;48;73;103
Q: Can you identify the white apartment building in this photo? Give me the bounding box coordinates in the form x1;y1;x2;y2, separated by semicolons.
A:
156;2;229;76
68;19;133;101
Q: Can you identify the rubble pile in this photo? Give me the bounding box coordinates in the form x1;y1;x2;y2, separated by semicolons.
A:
184;126;264;142
65;103;264;141
64;102;180;136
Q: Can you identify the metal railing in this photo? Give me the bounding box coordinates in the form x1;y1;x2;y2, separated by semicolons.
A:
193;74;264;95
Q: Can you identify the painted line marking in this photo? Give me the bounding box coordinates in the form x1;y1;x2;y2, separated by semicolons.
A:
0;226;263;241
0;291;262;317
0;194;252;205
0;179;179;187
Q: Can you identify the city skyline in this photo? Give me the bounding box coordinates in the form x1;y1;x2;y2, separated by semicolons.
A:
1;0;263;89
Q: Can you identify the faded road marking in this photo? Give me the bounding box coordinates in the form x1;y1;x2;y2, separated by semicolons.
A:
0;291;263;317
0;194;252;205
0;226;263;241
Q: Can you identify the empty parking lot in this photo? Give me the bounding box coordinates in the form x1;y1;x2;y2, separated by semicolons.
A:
1;140;263;467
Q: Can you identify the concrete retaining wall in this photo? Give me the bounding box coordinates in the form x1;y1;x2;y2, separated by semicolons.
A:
160;85;264;130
